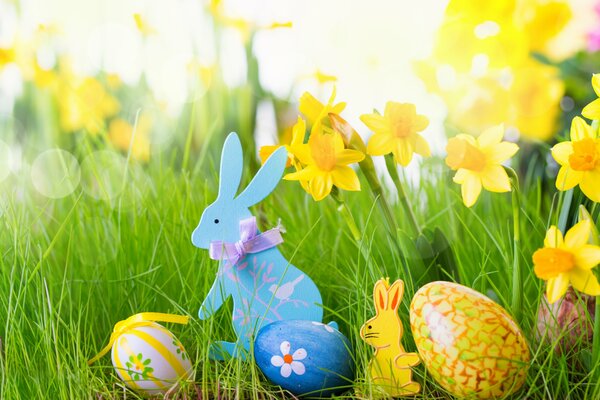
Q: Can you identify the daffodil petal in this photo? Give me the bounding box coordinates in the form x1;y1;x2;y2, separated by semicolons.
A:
546;273;570;304
299;92;324;124
331;166;360;191
565;220;592;249
569;268;600;296
414;134;431;157
290;117;306;146
593;74;600;97
461;173;482;207
337;149;365;164
570;116;594;141
485;142;519;164
477;124;504;148
551;141;573;166
414;115;429;131
393;139;414;166
555;166;583;191
284;165;316;181
332;102;346;115
292;144;313;165
360;114;390;135
574;245;600;270
386;101;414;119
310;173;333;201
456;133;477;146
582;98;600;121
453;168;471;184
366;133;395;156
481;165;511;193
544;226;564;248
580;170;600;202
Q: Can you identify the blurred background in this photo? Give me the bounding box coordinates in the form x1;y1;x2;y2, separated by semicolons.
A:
1;0;599;199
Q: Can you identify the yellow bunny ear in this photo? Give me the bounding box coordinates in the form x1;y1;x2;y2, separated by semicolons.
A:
373;279;389;312
387;279;404;311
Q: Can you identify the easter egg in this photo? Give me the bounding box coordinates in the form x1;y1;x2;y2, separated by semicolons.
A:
410;282;530;399
111;322;194;395
254;320;355;397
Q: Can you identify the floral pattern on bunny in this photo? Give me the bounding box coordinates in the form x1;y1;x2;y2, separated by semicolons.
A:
360;278;421;396
191;133;324;360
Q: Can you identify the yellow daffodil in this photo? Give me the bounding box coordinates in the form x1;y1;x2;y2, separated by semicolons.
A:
520;0;571;52
108;114;153;161
259;116;306;167
414;0;569;141
0;47;15;68
133;13;157;36
260;116;311;193
360;102;430;166
208;1;291;43
533;221;600;303
299;87;346;127
582;74;600;120
58;76;119;135
551;117;600;202
509;60;564;141
33;62;57;88
284;128;364;201
187;60;215;89
312;69;337;84
444;0;516;23
445;125;519;207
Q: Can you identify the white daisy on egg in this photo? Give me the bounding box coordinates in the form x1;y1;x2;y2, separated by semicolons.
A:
270;341;307;377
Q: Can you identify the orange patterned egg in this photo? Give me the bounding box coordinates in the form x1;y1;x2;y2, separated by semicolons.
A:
410;281;530;399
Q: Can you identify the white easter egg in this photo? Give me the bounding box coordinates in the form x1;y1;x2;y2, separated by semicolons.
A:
111;322;194;395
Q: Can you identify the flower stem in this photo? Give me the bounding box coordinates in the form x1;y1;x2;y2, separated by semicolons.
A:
589;202;600;380
384;154;421;236
506;167;522;324
360;157;399;236
327;113;399;237
593;296;600;380
331;188;362;242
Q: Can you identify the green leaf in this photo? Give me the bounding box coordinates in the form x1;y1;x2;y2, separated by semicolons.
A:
432;227;458;282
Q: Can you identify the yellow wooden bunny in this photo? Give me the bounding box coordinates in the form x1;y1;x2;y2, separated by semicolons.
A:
360;278;420;396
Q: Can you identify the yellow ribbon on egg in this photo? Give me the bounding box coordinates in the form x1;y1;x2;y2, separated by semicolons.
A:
87;312;190;365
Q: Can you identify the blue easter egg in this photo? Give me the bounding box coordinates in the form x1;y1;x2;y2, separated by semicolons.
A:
254;320;355;397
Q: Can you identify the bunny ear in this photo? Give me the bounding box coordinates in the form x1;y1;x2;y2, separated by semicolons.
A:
387;279;404;311
235;146;287;207
217;133;243;200
373;280;389;312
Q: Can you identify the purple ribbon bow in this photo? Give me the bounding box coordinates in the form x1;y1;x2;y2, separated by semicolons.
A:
209;217;284;265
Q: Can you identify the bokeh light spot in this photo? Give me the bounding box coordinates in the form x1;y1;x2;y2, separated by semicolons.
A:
31;149;81;198
474;21;500;40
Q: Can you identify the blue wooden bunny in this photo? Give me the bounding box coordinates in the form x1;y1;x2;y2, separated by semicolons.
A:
192;133;325;360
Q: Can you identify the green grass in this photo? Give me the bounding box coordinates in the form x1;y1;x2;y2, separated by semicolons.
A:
0;133;599;399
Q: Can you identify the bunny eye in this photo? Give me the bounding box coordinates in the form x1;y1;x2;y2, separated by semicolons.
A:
214;219;220;224
368;325;372;330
